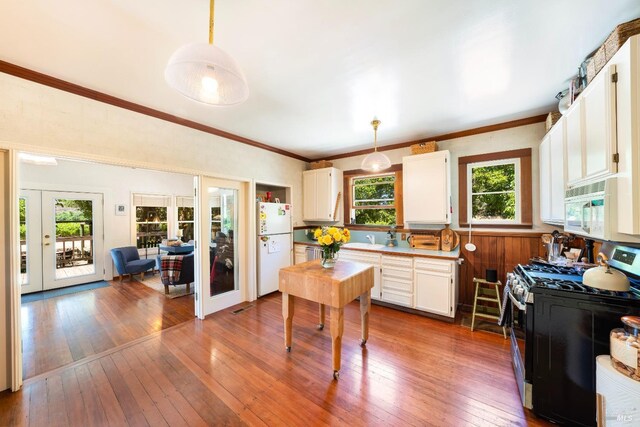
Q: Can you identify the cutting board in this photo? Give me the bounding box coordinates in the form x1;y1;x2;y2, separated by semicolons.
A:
439;225;460;252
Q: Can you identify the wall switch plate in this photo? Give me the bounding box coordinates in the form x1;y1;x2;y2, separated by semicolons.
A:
401;233;406;240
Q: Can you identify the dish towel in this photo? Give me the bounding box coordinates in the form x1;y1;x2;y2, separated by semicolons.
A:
161;255;183;284
498;282;512;327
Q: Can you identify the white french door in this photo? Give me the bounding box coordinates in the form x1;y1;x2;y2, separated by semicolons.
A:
20;190;104;294
195;176;245;318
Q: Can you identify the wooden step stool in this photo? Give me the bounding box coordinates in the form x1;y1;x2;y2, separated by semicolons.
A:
471;278;507;339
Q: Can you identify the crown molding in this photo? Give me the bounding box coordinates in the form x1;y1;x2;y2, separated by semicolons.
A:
0;60;311;162
316;114;547;161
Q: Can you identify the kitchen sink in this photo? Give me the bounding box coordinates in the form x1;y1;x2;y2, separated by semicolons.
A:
342;242;386;250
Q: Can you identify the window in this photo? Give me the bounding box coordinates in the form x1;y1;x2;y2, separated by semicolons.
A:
343;166;403;228
133;194;170;249
467;159;520;223
176;196;194;241
458;148;532;228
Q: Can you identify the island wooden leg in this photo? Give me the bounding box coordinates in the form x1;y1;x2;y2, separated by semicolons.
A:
330;306;344;379
282;293;294;352
318;304;325;330
359;291;371;346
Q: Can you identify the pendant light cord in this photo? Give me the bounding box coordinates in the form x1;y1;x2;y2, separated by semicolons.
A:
371;119;381;152
209;0;215;44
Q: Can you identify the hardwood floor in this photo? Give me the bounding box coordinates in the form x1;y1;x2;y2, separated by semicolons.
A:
21;275;195;379
4;293;552;426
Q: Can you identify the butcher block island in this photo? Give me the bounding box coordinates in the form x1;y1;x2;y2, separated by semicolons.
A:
279;259;374;379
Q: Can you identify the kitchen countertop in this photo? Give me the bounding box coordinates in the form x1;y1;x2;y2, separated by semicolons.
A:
294;240;461;260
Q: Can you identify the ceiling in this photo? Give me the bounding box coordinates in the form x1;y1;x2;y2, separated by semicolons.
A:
1;1;639;159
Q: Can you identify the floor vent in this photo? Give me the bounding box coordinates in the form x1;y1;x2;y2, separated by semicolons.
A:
231;304;254;315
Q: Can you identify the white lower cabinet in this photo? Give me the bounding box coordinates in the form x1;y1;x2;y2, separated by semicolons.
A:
414;258;457;318
339;250;382;300
381;255;413;307
298;245;459;317
294;245;307;265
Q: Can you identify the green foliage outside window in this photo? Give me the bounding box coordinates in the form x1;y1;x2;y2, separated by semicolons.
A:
19;198;26;240
55;199;93;237
471;163;516;220
352;174;396;226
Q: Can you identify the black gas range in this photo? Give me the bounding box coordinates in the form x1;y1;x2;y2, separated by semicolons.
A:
514;262;640;302
507;243;640;426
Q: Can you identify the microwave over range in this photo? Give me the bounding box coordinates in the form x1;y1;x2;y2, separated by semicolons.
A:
564;177;640;243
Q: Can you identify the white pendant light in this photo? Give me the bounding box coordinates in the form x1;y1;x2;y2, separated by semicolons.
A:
165;0;249;106
361;118;391;172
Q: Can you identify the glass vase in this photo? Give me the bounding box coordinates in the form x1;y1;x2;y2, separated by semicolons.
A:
321;249;338;268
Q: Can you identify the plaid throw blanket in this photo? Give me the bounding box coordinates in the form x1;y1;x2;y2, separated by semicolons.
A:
161;255;183;284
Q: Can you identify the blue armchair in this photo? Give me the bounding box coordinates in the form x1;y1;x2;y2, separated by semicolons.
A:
110;246;156;282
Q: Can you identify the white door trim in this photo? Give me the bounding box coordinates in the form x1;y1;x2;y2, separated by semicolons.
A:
6;146;261;391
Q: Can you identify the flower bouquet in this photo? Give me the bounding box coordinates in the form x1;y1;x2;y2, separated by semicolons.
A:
314;226;350;268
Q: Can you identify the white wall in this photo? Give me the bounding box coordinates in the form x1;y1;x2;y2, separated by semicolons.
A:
0;72;308;391
331;122;555;233
20;159;195;278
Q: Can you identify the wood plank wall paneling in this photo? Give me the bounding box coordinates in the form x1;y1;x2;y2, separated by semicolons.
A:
456;231;605;309
457;232;545;309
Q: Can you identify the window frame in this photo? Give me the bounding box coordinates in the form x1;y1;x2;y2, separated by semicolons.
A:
131;193;172;253
343;164;404;230
176;196;195;242
458;148;532;228
466;158;521;225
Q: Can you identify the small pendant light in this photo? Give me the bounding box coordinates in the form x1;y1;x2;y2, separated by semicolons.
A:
361;118;391;172
165;0;249;106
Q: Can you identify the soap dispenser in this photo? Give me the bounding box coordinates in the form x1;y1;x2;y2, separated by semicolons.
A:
385;226;398;247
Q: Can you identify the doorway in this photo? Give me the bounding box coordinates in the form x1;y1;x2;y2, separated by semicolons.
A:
20;189;104;294
197;176;245;317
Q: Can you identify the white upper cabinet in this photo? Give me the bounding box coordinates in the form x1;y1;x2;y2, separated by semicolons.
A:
611;37;640;235
302;167;343;222
403;150;451;224
539;133;551;222
583;64;617;180
563;63;618;188
540;117;566;225
564;98;584;186
549;119;566;223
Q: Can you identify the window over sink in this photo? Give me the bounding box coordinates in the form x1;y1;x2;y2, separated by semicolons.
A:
343;165;404;229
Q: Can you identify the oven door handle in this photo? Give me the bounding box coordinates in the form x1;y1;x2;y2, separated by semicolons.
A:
508;291;527;311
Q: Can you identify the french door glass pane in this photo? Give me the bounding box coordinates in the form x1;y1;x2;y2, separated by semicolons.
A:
19;197;27;285
54;198;95;279
209;189;238;297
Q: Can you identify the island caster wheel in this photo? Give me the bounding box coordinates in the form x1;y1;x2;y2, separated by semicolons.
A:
360;339;367;347
286;346;291;353
317;323;324;331
333;371;340;380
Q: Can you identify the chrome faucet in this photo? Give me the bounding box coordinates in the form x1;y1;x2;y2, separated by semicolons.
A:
366;234;375;245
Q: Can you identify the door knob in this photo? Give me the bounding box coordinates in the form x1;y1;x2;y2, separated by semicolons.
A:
44;242;51;246
44;234;50;238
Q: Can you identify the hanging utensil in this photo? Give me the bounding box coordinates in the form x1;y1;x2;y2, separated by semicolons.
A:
465;221;476;252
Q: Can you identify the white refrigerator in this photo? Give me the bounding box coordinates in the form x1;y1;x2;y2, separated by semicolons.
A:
257;202;292;296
